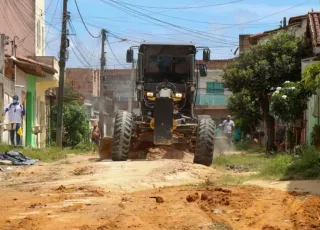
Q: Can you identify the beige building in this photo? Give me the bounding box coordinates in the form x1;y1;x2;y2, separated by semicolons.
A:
0;0;59;147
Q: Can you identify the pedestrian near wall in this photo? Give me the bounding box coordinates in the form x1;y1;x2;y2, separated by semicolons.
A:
2;95;25;146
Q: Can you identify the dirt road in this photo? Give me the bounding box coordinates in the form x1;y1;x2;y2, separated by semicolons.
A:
0;149;319;230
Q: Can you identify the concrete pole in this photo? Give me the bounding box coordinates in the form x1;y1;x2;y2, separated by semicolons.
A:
56;0;69;147
128;59;134;113
99;29;107;139
0;34;5;143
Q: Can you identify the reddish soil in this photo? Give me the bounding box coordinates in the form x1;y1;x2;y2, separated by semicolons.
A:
0;153;319;230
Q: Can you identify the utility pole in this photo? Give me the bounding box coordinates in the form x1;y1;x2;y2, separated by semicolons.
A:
128;59;134;113
56;0;69;147
0;34;6;143
99;29;107;139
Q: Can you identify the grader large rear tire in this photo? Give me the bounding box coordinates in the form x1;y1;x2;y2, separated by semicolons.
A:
194;116;216;166
111;111;133;161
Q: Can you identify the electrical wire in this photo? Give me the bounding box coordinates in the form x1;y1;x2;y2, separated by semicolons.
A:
0;2;16;36
101;0;238;45
44;0;61;50
106;37;126;68
45;0;54;13
74;0;101;38
116;0;243;10
18;0;61;32
68;22;92;67
214;0;311;31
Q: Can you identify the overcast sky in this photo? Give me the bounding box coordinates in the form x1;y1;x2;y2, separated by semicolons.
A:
44;0;320;69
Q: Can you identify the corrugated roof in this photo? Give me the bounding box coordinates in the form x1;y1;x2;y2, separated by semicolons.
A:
249;22;302;40
5;54;57;76
308;12;320;47
288;14;307;24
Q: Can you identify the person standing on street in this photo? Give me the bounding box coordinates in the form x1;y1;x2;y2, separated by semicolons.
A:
2;95;25;146
219;115;235;149
91;121;101;145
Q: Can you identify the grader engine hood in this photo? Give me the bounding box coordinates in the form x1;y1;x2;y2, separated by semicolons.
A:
153;97;174;145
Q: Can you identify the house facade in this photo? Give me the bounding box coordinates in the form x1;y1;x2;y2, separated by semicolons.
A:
195;60;232;123
240;12;320;145
0;0;59;148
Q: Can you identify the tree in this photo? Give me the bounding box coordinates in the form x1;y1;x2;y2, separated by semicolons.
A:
227;89;262;135
270;81;313;123
302;62;320;92
223;32;306;151
51;86;90;147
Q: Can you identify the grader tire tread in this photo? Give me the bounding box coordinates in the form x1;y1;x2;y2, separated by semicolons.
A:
194;117;216;166
111;111;133;161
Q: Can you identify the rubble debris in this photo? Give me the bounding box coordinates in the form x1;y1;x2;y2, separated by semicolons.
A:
149;196;164;203
186;193;199;202
201;193;209;201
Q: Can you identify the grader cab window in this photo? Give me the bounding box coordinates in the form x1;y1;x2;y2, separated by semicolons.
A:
144;55;188;83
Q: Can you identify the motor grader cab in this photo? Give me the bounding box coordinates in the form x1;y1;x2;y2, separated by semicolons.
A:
111;43;216;166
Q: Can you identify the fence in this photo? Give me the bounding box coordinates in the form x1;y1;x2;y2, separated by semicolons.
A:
196;93;228;106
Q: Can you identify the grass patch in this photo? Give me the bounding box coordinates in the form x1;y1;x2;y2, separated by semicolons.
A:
283;146;320;180
234;141;265;153
213;146;320;182
211;222;233;230
258;155;293;179
0;144;92;162
213;153;268;172
217;174;252;186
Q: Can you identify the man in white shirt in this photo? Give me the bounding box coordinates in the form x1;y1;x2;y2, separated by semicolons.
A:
219;115;235;149
2;95;25;146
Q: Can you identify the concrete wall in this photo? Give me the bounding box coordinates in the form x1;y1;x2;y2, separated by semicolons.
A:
257;19;307;44
0;0;46;57
33;56;59;81
36;80;58;147
35;0;45;56
66;68;100;99
105;69;137;112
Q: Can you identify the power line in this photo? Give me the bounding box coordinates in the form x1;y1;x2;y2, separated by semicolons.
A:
18;0;61;32
116;0;243;10
74;0;101;38
68;21;92;67
44;0;61;51
106;37;126;68
214;0;311;31
77;15;279;27
101;0;238;45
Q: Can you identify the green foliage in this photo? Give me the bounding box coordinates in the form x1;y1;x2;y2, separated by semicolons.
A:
223;32;306;150
311;124;320;145
302;61;320;93
270;81;313;123
51;86;90;147
283;146;320;180
213;146;320;181
223;32;306;95
0;144;86;162
227;89;262;134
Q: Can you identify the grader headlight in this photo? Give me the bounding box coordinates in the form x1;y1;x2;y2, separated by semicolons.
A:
146;92;154;97
175;93;183;98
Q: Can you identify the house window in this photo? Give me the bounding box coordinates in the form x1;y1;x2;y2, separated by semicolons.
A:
42;26;44;55
37;20;41;49
206;82;224;94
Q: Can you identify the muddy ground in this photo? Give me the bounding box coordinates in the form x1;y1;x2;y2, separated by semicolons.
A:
0;148;320;230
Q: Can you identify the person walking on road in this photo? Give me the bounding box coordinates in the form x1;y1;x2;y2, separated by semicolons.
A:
2;95;25;146
219;115;235;149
